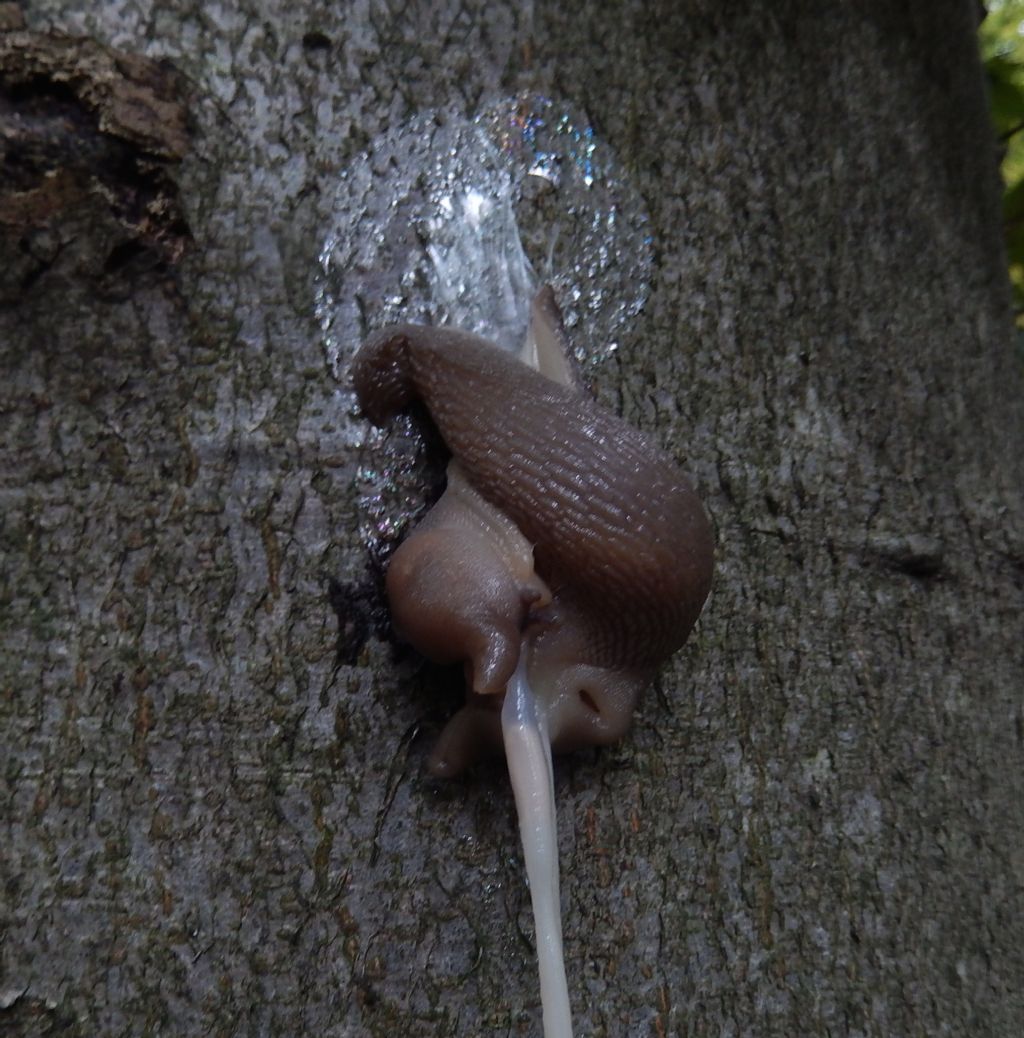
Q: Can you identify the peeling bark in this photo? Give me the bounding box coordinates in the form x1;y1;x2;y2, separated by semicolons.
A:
0;13;190;302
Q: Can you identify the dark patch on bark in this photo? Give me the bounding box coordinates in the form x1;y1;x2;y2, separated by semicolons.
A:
0;25;192;303
301;30;332;51
326;571;390;665
867;532;946;579
0;991;84;1036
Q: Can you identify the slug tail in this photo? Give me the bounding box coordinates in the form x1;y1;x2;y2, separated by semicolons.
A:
519;285;582;392
501;655;574;1038
351;326;420;424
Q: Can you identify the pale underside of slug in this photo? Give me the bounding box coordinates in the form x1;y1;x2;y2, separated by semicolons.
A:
352;287;713;1038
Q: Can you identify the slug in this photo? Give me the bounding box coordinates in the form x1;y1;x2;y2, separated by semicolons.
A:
351;287;713;1038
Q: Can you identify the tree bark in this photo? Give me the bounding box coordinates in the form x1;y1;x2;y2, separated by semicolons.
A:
2;2;1022;1037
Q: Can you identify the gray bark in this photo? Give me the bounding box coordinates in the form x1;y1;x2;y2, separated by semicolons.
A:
3;1;1023;1037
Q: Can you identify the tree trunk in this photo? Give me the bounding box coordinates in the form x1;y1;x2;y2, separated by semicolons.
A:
3;2;1022;1036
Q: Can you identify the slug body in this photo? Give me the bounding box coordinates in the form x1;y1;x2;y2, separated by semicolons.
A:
352;288;712;1037
354;290;713;770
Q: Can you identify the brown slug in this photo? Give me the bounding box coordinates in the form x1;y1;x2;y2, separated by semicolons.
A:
351;287;713;1038
353;288;714;773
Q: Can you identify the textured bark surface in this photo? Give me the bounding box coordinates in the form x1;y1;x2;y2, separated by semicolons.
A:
2;2;1023;1037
